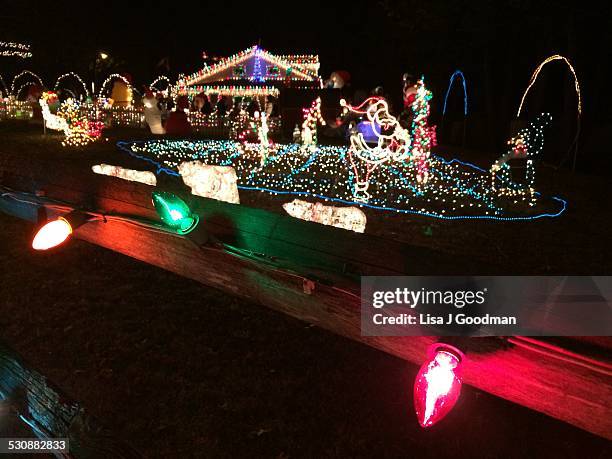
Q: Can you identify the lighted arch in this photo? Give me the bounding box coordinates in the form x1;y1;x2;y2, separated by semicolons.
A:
149;75;171;91
54;72;90;98
442;70;467;116
10;70;44;95
98;73;132;99
517;55;581;118
15;82;38;99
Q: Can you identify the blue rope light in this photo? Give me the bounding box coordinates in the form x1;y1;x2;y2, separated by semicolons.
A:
442;70;468;116
115;141;567;222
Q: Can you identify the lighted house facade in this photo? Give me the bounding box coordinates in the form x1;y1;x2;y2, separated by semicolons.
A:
175;46;322;98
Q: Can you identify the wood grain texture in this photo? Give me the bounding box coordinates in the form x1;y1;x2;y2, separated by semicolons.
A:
0;153;610;439
0;342;141;458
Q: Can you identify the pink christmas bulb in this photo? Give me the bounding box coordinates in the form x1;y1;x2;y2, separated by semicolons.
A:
413;346;463;428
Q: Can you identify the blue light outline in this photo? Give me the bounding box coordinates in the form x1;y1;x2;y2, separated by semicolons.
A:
442;70;468;116
115;141;567;221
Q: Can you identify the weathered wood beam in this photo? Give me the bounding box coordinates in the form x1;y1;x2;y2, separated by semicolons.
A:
0;155;610;439
0;341;141;458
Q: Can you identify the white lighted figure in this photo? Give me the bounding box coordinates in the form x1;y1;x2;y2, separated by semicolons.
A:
283;199;366;233
257;112;269;165
40;92;68;132
301;97;325;147
490;113;552;206
92;164;157;186
143;90;165;134
341;97;413;201
178;161;240;204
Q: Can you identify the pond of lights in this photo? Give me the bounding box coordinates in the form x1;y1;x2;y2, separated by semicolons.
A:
116;140;567;221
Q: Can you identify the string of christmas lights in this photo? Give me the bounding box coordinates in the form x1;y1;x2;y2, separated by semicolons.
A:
301;97;326;146
180;46;319;88
0;41;32;58
517;55;581;117
442;70;467;116
10;70;44;95
149;75;171;91
98;74;133;102
54;72;90;99
116;126;566;221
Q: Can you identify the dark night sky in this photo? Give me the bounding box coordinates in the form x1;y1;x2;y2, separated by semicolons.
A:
2;1;612;154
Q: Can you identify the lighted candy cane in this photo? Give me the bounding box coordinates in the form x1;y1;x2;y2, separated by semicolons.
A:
516;55;581;169
517;55;581;117
341;97;412;200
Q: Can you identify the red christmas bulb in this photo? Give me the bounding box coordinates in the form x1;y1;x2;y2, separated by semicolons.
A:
413;344;463;428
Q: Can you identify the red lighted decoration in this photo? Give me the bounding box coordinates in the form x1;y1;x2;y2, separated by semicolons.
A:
32;211;88;251
413;344;463;428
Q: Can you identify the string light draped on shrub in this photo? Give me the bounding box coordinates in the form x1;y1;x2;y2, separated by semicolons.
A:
409;77;436;184
301;97;326;147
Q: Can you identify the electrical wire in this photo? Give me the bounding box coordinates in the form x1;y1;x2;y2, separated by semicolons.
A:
3;186;611;376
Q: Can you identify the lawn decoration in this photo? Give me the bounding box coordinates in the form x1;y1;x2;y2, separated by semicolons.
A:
40;92;68;131
257;112;270;165
409;78;436;184
301;97;325;147
98;74;133;105
177;161;240;204
56;98;104;147
283;199;366;233
10;70;43;96
491;113;551;206
54;72;90;99
117;78;564;222
143;90;165;134
92;164;157;186
341;96;413;201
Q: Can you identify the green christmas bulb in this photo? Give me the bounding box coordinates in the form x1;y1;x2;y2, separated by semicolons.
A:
152;191;199;234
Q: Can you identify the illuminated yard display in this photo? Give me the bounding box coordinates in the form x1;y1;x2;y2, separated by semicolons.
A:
301;97;326;147
117;115;565;221
491;113;552;206
283;199;367;233
40;94;105;147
